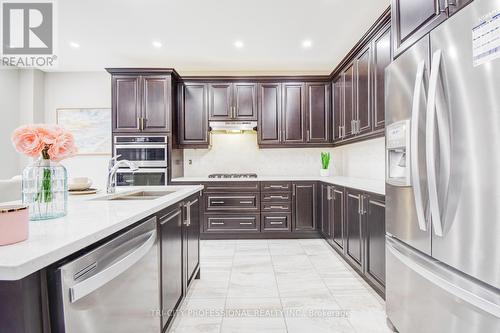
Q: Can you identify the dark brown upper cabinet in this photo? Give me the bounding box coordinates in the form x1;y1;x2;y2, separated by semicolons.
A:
258;83;282;145
292;182;317;232
209;82;257;121
372;25;391;132
355;47;372;136
343;64;356;140
392;0;447;57
282;83;306;144
142;76;171;132
332;75;344;141
108;69;177;133
112;75;141;132
234;83;258;119
178;82;209;147
306;82;330;143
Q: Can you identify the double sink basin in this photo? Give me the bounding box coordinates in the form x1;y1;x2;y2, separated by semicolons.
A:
92;190;176;201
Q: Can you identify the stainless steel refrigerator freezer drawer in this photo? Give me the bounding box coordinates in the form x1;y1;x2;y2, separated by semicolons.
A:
386;237;500;333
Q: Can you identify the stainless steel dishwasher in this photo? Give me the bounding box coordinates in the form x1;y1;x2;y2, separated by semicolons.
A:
49;217;161;333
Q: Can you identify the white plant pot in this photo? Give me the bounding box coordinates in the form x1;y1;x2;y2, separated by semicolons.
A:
320;169;329;177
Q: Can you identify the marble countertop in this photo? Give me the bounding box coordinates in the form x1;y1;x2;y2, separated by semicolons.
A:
0;185;203;281
171;176;385;195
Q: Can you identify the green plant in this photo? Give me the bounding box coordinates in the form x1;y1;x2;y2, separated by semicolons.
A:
321;152;331;170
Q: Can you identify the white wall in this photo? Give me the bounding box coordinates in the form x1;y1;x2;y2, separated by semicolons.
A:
0;68;20;178
44;71;111;188
184;134;385;180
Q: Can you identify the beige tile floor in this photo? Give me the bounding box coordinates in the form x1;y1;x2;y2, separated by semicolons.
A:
170;239;392;333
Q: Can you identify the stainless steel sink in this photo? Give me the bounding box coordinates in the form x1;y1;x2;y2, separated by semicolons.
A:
92;190;176;201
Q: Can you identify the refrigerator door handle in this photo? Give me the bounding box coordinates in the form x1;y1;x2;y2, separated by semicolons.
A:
387;238;500;318
411;61;428;232
426;49;451;237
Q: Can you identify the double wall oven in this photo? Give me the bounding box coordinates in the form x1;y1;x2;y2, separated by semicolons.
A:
114;136;168;186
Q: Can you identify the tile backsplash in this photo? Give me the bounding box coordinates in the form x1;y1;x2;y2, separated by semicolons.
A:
183;133;385;180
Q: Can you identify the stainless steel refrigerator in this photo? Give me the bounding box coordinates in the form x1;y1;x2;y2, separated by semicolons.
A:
385;0;500;332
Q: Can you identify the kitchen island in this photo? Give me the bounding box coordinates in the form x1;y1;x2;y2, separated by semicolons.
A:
0;185;203;333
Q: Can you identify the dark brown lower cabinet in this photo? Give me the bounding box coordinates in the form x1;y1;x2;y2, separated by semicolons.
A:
292;182;317;232
320;184;332;238
346;189;364;271
160;204;184;331
161;193;201;332
364;194;386;293
332;187;345;252
184;195;200;284
319;183;386;297
262;212;292;231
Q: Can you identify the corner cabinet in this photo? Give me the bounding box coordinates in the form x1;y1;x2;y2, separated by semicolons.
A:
292;182;317;232
108;70;178;133
177;82;209;147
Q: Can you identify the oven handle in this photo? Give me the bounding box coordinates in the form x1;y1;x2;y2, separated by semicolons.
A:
116;168;167;174
114;144;167;149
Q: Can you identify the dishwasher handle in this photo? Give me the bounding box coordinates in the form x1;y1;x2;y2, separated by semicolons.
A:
69;229;157;303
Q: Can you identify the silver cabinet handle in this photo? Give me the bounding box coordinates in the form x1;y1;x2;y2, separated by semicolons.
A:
269;195;287;199
137;117;141;130
211;201;225;204
239;222;253;225
292;184;296;196
307;129;310;141
270;221;283;225
269;205;286;209
69;229;156;303
269;185;287;189
211;222;225;225
410;60;428;232
239;201;254;204
358;195;363;215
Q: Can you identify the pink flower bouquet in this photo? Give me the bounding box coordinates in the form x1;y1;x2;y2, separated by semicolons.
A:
11;124;77;161
11;125;77;219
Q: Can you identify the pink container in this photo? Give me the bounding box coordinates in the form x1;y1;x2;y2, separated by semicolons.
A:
0;205;29;246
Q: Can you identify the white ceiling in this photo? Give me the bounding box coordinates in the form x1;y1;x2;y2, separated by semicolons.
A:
55;0;389;74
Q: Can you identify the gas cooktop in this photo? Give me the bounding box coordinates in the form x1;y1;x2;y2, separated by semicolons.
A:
208;173;258;179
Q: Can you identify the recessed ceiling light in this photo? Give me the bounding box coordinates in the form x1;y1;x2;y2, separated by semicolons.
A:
152;41;163;48
69;42;80;48
302;40;312;48
234;40;244;49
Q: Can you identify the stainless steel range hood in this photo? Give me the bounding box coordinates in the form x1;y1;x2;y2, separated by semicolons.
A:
209;121;257;133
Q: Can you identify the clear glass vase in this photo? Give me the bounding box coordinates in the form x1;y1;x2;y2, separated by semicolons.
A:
22;158;68;220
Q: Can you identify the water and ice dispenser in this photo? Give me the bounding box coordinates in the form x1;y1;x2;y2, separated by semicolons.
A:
386;119;411;186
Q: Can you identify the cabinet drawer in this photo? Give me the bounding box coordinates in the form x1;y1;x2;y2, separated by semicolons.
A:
261;202;291;212
206;194;259;211
260;181;292;192
262;213;291;231
261;192;291;202
205;214;260;232
204;182;259;193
